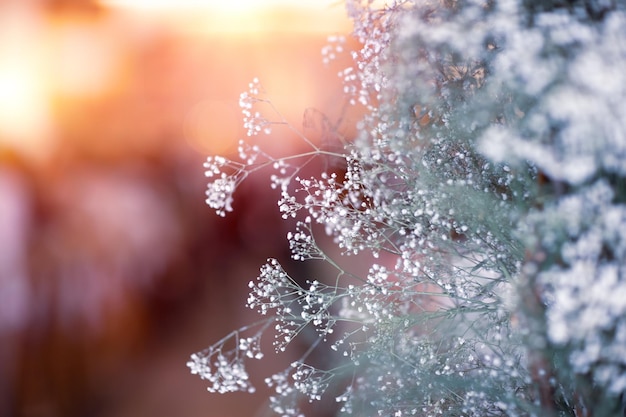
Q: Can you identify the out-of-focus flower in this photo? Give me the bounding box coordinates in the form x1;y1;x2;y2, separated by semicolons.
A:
0;168;32;332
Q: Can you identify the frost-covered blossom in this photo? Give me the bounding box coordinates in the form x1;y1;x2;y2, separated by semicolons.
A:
191;0;626;415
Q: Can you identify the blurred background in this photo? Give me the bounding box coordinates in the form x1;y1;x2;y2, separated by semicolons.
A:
0;0;359;416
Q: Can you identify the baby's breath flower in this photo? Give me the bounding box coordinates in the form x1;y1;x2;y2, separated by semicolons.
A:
239;78;275;137
187;322;272;394
204;174;236;216
203;156;247;216
192;1;626;415
287;219;325;261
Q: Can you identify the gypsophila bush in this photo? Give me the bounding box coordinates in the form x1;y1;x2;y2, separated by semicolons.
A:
189;1;626;416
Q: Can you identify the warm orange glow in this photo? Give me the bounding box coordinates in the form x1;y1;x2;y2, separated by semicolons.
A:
0;60;52;154
0;7;130;163
0;0;357;166
101;0;282;11
1;3;362;415
184;99;239;155
99;0;352;34
46;19;127;98
0;6;54;161
101;0;337;12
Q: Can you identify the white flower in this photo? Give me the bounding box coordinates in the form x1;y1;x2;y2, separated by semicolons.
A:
205;174;236;217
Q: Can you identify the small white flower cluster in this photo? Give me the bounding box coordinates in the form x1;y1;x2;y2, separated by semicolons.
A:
247;259;338;351
291;362;333;402
264;361;334;417
203;156;247;217
187;351;253;394
265;367;304;417
237;139;263;166
344;0;396;109
187;328;267;394
287;219;325;261
247;259;296;317
285;170;385;256
239;77;273;137
271;159;297;194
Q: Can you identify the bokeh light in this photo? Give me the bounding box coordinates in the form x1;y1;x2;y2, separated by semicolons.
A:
0;1;358;416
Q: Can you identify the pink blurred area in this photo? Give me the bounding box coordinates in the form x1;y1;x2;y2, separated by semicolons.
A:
0;1;358;416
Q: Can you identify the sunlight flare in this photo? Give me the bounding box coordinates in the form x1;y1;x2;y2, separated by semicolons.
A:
99;0;351;34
